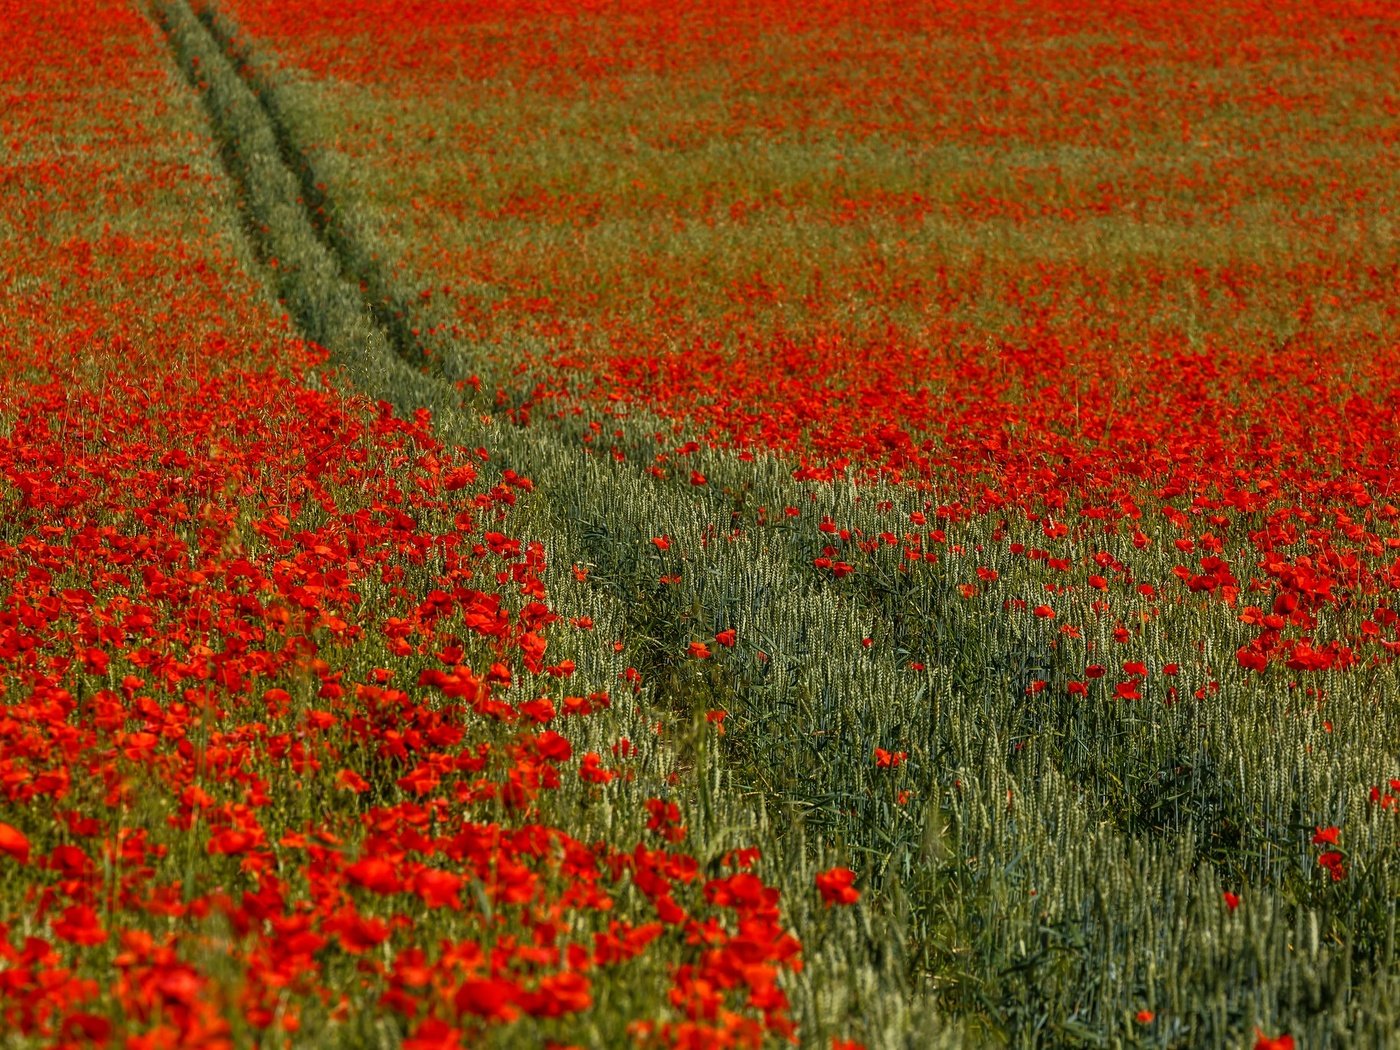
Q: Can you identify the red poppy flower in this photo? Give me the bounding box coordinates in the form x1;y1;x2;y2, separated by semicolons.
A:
1318;851;1347;882
0;822;30;865
346;857;402;895
1311;825;1340;846
815;866;859;906
455;978;521;1022
874;747;908;768
51;904;107;946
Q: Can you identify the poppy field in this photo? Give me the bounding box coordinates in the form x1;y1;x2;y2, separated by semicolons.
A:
3;1;1398;1047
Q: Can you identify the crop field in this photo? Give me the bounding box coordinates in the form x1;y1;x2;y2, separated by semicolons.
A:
2;1;1398;1047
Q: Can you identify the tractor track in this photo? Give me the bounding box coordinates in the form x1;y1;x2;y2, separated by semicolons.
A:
148;10;965;1040
151;0;427;390
135;5;1400;1044
148;0;1053;866
142;4;1074;1039
145;0;965;778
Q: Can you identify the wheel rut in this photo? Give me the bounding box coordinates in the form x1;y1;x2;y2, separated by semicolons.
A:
144;8;989;1033
151;0;424;386
144;0;924;767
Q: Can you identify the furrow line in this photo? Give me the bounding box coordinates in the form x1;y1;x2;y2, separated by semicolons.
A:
148;3;950;1038
149;0;434;406
149;0;949;789
150;0;1056;920
188;0;429;371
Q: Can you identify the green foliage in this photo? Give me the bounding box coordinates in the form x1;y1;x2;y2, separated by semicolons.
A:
134;1;1400;1044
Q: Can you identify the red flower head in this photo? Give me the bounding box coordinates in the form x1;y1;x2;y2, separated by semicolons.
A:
0;823;30;865
815;866;859;906
1317;851;1347;882
873;747;908;768
1311;825;1340;846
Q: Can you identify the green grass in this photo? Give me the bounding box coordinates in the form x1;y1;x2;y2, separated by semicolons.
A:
169;3;1400;1037
3;1;1391;1045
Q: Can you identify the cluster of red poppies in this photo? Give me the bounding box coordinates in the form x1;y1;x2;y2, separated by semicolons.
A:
0;2;845;1046
219;0;1400;686
200;7;1397;1044
0;362;818;1047
10;0;1400;1045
